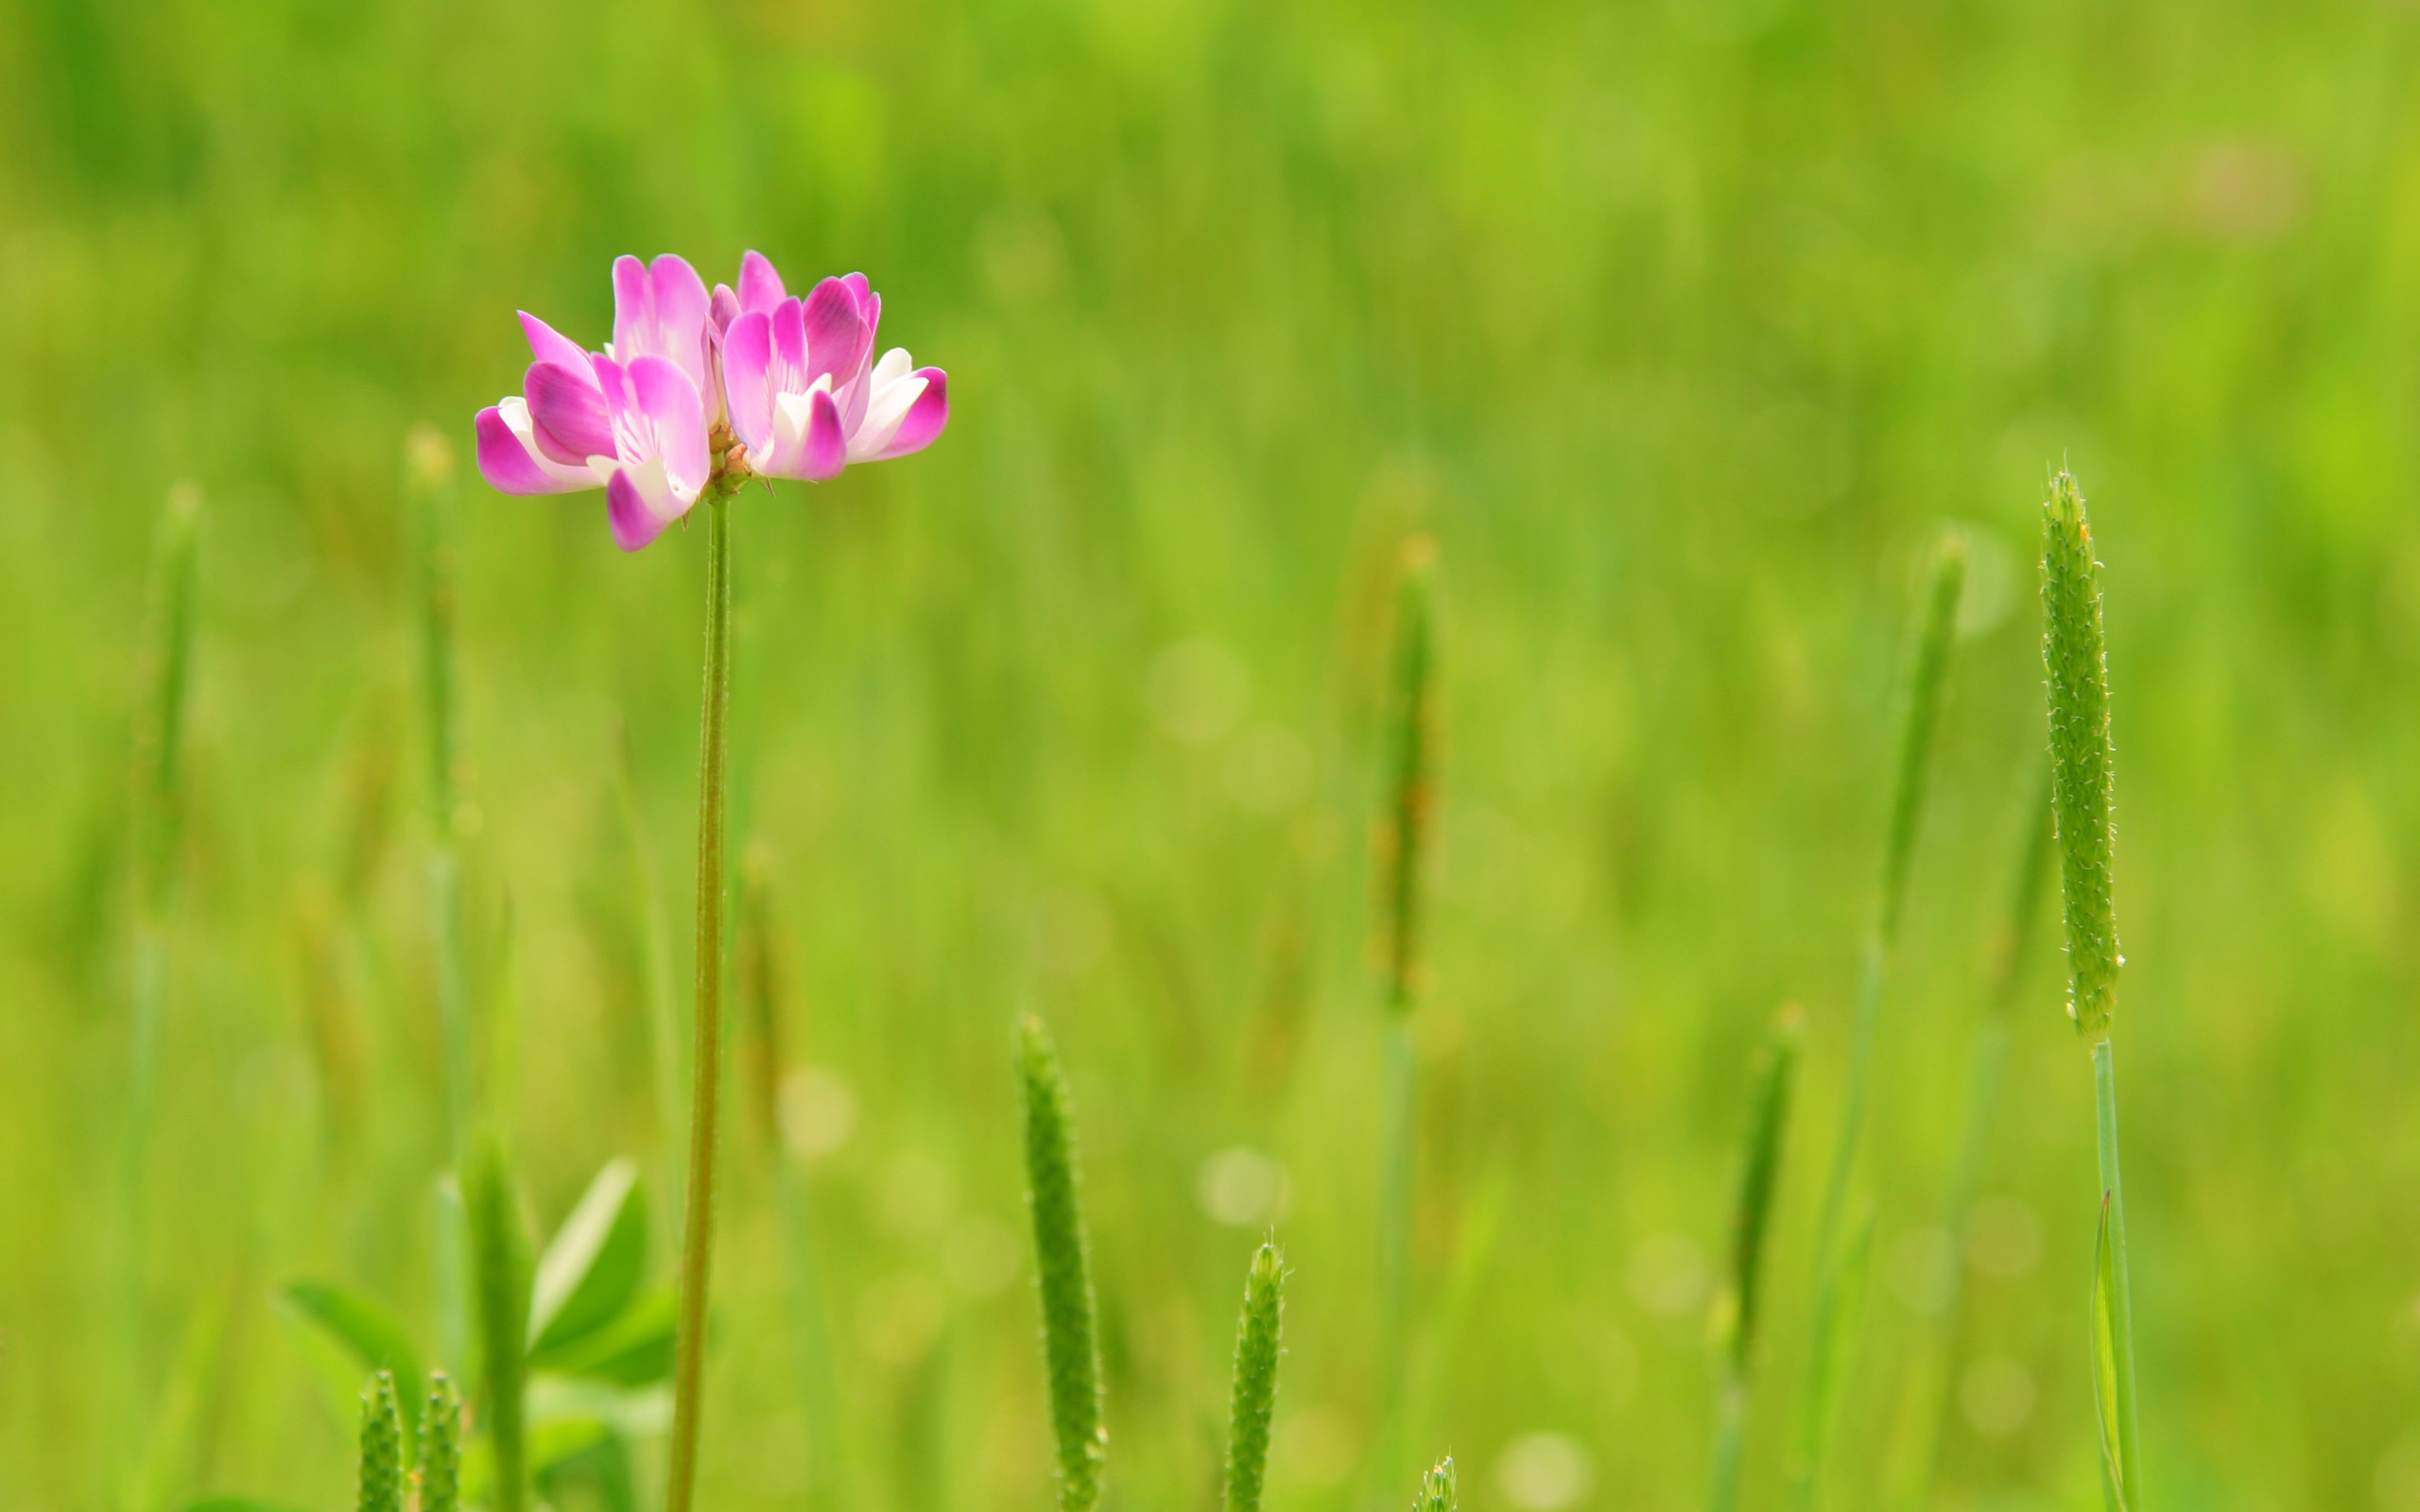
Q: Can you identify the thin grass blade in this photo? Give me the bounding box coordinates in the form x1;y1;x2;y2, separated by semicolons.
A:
1017;1017;1106;1512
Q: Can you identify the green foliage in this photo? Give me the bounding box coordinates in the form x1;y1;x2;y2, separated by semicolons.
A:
1221;1243;1286;1512
2092;1196;2130;1510
284;1285;424;1455
466;1136;531;1512
356;1372;403;1512
2041;471;2122;1039
527;1158;647;1361
1018;1017;1105;1512
421;1373;462;1512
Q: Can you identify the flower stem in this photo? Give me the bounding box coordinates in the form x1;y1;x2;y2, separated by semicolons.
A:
666;490;734;1512
2094;1038;2143;1511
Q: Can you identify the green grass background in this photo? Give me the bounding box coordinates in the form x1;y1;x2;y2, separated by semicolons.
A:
5;0;2420;1507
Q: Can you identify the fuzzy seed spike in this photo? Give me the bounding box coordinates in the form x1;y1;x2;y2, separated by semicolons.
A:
2041;471;2121;1037
1722;1004;1803;1376
1018;1017;1106;1512
419;1370;462;1512
357;1370;404;1512
1414;1455;1458;1512
1221;1243;1286;1512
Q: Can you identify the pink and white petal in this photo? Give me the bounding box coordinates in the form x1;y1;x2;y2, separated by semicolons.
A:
611;256;650;356
875;369;948;459
709;284;742;335
518;311;593;370
477;402;596;494
629;355;710;500
605;455;688;551
847;371;928;462
840;272;871;308
739;249;786;314
800;278;864;391
526;360;615;465
771;298;810;389
648;254;711;384
721;311;776;454
802;387;848;480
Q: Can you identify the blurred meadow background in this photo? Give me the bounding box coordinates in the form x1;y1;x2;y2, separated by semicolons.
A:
7;0;2420;1508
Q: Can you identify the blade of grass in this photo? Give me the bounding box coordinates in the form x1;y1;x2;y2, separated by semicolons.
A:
466;1135;531;1512
2042;470;2142;1512
1784;533;1963;1512
1372;535;1436;1503
114;481;200;1512
1018;1016;1106;1512
1882;769;2055;1508
1223;1243;1287;1512
1708;1005;1804;1512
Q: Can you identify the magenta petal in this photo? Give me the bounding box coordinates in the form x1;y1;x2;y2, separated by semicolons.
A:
839;292;880;435
722;312;775;454
800;278;864;390
629;355;710;497
526;360;614;465
710;284;741;335
840;272;871;309
739;249;786;314
648;256;708;339
518;311;591;370
607;467;675;551
477;406;578;493
877;369;949;459
803;387;847;480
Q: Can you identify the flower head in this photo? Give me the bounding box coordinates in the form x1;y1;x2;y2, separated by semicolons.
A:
718;252;949;481
475;250;948;549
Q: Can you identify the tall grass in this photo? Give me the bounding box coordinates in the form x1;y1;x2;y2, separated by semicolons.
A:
2039;471;2142;1509
1785;533;1965;1510
465;1136;530;1512
1707;1005;1804;1512
1018;1016;1108;1512
1373;534;1437;1494
1882;769;2055;1507
113;481;199;1509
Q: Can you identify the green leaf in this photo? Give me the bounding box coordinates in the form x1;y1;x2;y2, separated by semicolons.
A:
528;1158;646;1357
531;1286;678;1386
2092;1194;2130;1512
282;1283;423;1453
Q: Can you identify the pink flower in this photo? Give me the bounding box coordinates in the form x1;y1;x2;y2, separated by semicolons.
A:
718;250;949;481
476;250;947;549
475;254;715;551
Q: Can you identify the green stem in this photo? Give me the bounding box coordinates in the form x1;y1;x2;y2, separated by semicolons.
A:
665;491;734;1512
2094;1039;2143;1511
1706;1379;1746;1512
1373;1013;1416;1489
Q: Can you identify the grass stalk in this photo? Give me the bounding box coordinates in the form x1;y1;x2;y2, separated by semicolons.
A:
1708;1005;1804;1512
113;482;199;1510
1785;533;1964;1511
666;489;736;1512
1413;1456;1458;1512
1018;1016;1107;1512
2040;470;2141;1509
1372;535;1436;1496
1223;1243;1287;1512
